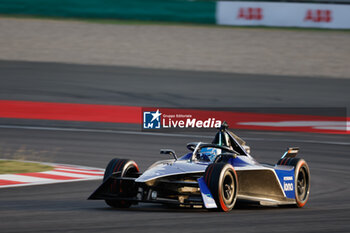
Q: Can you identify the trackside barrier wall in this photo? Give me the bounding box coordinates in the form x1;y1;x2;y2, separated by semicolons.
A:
0;0;216;23
0;0;349;29
216;1;350;29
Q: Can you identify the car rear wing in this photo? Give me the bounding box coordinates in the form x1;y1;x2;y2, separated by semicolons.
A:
281;147;299;159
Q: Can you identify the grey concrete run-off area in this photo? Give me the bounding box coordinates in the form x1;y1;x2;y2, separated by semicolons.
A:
0;17;349;79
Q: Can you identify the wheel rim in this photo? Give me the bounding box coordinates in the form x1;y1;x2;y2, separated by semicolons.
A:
297;166;308;201
222;171;235;204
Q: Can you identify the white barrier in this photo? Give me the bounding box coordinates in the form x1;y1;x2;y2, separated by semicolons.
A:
216;2;350;29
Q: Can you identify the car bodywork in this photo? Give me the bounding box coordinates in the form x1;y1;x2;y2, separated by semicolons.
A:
89;124;309;209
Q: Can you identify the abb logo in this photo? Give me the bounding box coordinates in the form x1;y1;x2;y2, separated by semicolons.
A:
304;9;332;23
237;8;263;20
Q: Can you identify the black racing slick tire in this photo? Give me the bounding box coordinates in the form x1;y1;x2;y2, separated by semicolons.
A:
204;163;238;212
278;157;310;207
290;158;310;207
103;158;139;208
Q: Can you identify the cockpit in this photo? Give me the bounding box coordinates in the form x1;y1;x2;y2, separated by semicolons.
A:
181;123;251;163
197;147;222;162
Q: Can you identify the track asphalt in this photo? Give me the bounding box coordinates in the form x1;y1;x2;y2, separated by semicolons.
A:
0;60;349;232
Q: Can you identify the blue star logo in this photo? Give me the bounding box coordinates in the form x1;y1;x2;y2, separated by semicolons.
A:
143;109;162;129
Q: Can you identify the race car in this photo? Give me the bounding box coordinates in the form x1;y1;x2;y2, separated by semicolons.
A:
88;123;310;212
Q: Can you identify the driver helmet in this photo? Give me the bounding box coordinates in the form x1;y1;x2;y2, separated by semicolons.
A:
199;147;222;162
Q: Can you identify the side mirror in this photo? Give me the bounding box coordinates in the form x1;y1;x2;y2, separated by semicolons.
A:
160;149;177;160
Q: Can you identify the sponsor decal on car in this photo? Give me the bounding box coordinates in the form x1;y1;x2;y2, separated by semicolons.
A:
284;176;293;181
284;182;294;191
283;176;294;191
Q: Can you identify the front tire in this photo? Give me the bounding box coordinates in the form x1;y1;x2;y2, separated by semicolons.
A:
204;163;238;212
103;158;139;208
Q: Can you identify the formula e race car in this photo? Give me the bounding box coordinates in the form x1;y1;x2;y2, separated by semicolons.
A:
88;123;310;212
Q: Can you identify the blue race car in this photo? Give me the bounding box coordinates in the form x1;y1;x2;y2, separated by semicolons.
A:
89;123;310;211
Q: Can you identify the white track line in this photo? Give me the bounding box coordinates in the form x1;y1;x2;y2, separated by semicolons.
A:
42;170;101;178
0;174;53;182
0;124;348;146
54;168;104;174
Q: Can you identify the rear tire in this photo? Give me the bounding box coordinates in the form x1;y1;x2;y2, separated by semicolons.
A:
289;158;310;207
103;158;139;208
204;163;238;212
278;157;310;207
